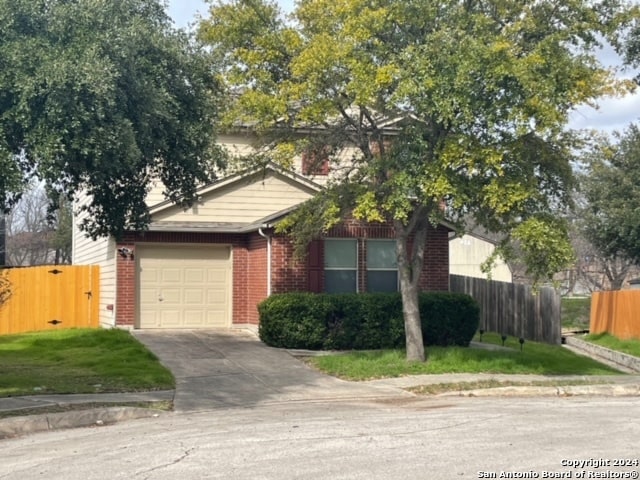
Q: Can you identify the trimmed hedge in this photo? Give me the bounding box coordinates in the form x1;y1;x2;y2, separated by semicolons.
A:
258;292;479;350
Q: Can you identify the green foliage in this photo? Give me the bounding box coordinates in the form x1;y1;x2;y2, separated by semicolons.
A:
0;0;225;239
257;293;331;349
200;0;637;277
258;292;479;350
0;269;10;306
580;125;640;264
203;0;638;360
512;216;576;285
419;293;480;347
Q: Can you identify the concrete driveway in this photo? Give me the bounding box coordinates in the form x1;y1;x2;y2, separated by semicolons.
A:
133;330;402;412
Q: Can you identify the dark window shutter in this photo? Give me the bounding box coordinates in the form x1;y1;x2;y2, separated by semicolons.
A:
307;240;323;293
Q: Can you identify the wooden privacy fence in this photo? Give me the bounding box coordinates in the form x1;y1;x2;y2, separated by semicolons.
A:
590;290;640;340
0;265;99;335
450;274;561;344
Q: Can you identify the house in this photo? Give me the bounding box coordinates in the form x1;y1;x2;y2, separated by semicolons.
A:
72;133;452;331
449;231;513;283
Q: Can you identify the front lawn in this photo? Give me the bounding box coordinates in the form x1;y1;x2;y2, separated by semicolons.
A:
0;328;175;397
306;332;621;380
583;332;640;358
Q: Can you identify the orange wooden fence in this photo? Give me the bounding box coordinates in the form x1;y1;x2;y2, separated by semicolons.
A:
0;265;99;335
590;290;640;340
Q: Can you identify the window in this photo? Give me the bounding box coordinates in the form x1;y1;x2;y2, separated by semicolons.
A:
324;239;357;293
366;240;398;292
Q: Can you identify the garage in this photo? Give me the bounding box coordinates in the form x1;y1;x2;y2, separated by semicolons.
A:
137;245;232;329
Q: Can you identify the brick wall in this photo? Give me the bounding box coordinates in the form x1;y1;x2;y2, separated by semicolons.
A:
422;225;450;291
114;221;450;328
246;232;268;324
271;236;307;294
319;220;451;292
116;231;250;328
115;240;136;327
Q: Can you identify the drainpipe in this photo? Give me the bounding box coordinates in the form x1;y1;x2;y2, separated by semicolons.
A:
258;225;272;296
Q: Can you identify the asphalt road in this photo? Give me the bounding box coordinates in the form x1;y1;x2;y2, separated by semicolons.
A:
2;396;639;480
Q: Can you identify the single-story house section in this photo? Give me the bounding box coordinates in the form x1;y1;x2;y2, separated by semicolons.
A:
449;230;513;283
72;162;451;330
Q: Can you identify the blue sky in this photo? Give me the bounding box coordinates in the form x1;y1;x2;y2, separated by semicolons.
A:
166;0;639;135
166;0;294;28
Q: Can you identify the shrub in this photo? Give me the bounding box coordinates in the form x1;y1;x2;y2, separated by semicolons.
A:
258;292;479;350
258;293;329;349
420;293;480;346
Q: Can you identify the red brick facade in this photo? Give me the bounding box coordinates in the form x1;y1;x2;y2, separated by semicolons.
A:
114;222;451;328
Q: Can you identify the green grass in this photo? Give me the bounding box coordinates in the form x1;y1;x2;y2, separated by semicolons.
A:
561;297;591;330
583;332;640;358
306;332;621;380
0;328;175;397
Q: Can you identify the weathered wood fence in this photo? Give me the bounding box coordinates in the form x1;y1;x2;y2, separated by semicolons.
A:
0;265;99;335
590;290;640;340
450;274;561;344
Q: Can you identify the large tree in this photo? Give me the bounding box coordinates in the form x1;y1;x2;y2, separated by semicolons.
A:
0;0;226;239
580;125;640;269
200;0;636;361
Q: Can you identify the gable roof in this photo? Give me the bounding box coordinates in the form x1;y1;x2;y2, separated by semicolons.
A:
148;161;322;216
146;161;456;235
145;163;320;234
147;205;299;234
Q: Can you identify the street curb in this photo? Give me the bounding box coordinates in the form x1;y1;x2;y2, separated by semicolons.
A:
437;383;640;398
564;336;640;373
0;406;169;440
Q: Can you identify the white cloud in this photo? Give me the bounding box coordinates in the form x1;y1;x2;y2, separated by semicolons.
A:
569;92;640;134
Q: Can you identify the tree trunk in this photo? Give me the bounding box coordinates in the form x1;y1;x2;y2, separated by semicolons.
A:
604;258;632;291
395;218;427;362
399;266;424;361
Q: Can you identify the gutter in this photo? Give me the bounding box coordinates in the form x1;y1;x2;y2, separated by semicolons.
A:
257;225;272;296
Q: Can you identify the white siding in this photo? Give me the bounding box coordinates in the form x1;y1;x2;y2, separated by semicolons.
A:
153;171;315;224
218;133;258;158
145;135;259;209
72;194;117;328
144;133;356;208
144;179;167;210
449;235;513;283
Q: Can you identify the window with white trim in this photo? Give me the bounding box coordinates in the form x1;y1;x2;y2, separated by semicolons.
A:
366;239;398;292
324;239;357;293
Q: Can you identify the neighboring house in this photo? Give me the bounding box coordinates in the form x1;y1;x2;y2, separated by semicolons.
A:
72;134;452;330
449;231;513;283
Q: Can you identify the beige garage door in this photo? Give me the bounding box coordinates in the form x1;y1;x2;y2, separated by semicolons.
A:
137;245;232;329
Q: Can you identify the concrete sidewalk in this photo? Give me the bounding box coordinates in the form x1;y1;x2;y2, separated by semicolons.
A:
2;329;640;439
